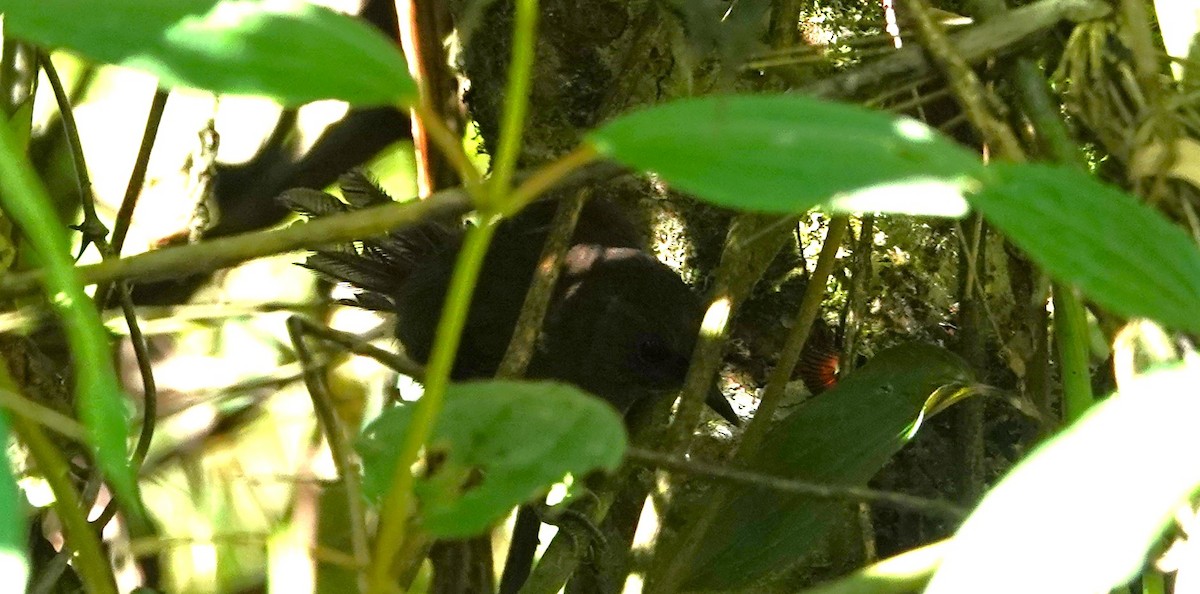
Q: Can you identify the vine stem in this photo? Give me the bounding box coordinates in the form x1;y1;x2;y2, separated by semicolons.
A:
371;0;548;587
366;219;498;593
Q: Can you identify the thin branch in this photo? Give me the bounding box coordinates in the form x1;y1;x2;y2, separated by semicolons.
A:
497;189;590;593
289;317;424;379
286;316;372;585
497;188;588;377
37;50;109;254
0;163;624;298
110;88;169;256
123;283;157;468
625;448;966;519
801;0;1110;99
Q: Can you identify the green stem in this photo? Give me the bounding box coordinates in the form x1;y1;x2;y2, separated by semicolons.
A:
503;144;597;215
1;367;116;594
1140;570;1166;594
651;215;850;593
1053;284;1094;423
365;0;539;586
485;0;539;208
366;219;499;594
1004;57;1095;427
0;121;142;523
412;102;482;191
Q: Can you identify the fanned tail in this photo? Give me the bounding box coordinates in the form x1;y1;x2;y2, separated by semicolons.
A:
278;169;457;311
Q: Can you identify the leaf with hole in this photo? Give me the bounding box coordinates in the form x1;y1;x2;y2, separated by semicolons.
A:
358;381;627;538
684;344;976;590
588;94;982;216
972;163;1200;334
0;0;416;106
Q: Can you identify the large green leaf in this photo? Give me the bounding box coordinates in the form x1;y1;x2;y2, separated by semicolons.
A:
927;363;1200;594
587;95;982;216
685;344;975;590
358;381;627;538
973;163;1200;335
0;412;28;592
0;0;416;107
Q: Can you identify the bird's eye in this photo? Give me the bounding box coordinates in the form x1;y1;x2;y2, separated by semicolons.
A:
634;336;673;366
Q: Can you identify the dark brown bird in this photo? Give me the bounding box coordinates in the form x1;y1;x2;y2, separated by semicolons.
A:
281;172;738;422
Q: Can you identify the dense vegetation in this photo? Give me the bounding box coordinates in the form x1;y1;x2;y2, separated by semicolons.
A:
0;0;1196;593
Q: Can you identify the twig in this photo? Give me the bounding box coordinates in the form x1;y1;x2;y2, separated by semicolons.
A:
0;163;625;298
286;317;372;588
801;0;1109;99
109;88;169;256
288;316;424;379
497;189;588;377
624;448;966;519
497;189;590;593
123;283;157;468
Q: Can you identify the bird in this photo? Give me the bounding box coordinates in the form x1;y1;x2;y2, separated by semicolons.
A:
280;171;739;423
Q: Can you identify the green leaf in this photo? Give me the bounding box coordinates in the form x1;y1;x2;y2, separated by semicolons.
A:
358;381;627;538
587;94;982;216
0;0;416;107
0;412;28;592
927;363;1200;594
0;122;142;524
685;344;975;590
974;163;1200;334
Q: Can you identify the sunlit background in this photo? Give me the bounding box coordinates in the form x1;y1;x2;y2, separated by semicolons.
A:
24;46;419;592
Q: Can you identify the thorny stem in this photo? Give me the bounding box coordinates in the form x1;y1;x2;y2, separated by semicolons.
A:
37;51;109;255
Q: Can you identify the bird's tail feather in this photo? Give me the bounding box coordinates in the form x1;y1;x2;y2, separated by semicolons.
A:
278;169;458;311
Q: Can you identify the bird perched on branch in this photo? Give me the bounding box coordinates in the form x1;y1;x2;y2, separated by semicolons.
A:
281;171;739;422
